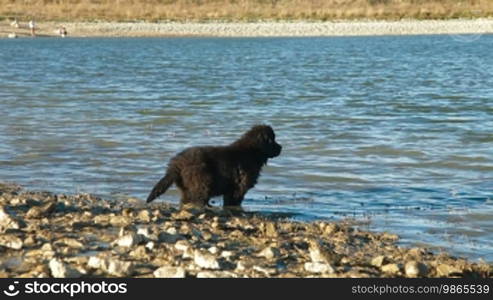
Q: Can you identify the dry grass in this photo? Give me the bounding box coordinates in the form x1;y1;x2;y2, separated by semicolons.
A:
1;0;492;22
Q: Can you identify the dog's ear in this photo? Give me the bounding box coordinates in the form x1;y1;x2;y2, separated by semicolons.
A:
257;131;270;144
251;126;270;146
249;125;273;143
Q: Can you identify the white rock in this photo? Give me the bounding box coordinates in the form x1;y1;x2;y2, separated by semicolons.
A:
196;271;237;278
257;246;280;260
304;262;335;274
145;241;155;250
194;250;220;269
110;215;131;227
174;240;190;252
49;258;82;278
0;235;23;249
58;238;84;249
166;227;178;235
153;266;186;278
208;246;219;254
41;243;52;251
381;263;401;274
137;227;158;241
182;248;194;259
0;207;24;231
118;227;125;237
137;210;151;222
87;256;105;269
137;227;151;238
221;251;234;258
371;255;387;267
405;261;428;277
113;233;143;248
106;259;134;276
436;264;461;277
308;240;333;263
253;265;277;276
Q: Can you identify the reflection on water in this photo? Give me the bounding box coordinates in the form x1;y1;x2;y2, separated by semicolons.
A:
0;35;492;261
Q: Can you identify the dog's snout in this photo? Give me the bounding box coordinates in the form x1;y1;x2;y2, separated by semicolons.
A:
275;143;282;155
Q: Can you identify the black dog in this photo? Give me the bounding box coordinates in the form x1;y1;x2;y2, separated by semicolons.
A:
146;125;281;207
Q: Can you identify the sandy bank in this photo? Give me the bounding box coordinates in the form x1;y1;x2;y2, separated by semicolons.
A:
2;19;493;38
0;182;491;278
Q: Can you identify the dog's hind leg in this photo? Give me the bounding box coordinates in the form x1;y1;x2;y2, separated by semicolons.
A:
179;190;210;207
178;166;213;207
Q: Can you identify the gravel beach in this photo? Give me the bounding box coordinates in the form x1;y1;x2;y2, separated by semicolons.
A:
0;182;491;278
2;19;493;38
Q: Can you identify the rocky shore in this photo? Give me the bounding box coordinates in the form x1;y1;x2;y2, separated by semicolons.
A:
0;182;491;278
2;19;493;38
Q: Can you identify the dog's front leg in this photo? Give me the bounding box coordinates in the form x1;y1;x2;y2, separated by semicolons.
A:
223;192;244;207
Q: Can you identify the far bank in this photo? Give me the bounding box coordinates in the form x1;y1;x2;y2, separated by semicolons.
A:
2;19;493;38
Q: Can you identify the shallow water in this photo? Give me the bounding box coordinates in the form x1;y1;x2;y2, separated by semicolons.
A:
0;35;492;262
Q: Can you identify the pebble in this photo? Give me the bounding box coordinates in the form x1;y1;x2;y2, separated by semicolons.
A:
153;266;186;278
166;227;178;235
0;207;24;231
57;238;84;249
49;258;82;278
0;235;23;250
405;261;428;277
41;243;54;252
381;233;399;241
113;233;143;248
129;246;148;260
323;223;339;235
258;246;280;260
23;235;37;247
137;227;155;240
208;246;220;254
371;255;388;267
253;265;277;276
137;210;151;223
436;264;462;277
196;271;237;278
194;250;220;269
87;256;105;269
304;262;335;274
264;222;278;237
110;215;131;227
106;259;134;276
145;241;155;250
308;240;336;263
158;232;181;244
26;202;56;218
221;251;234;258
172;210;194;221
381;263;401;275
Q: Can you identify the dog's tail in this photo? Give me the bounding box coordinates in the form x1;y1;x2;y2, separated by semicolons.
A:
146;169;177;203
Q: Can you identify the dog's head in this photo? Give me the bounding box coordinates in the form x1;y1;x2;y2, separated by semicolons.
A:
241;125;282;159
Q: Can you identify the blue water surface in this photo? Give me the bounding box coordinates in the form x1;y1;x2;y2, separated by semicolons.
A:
0;35;492;261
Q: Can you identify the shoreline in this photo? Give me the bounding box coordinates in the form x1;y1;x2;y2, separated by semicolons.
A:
1;19;493;38
0;182;491;278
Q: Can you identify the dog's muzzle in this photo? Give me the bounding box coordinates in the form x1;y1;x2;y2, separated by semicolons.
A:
270;143;282;158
